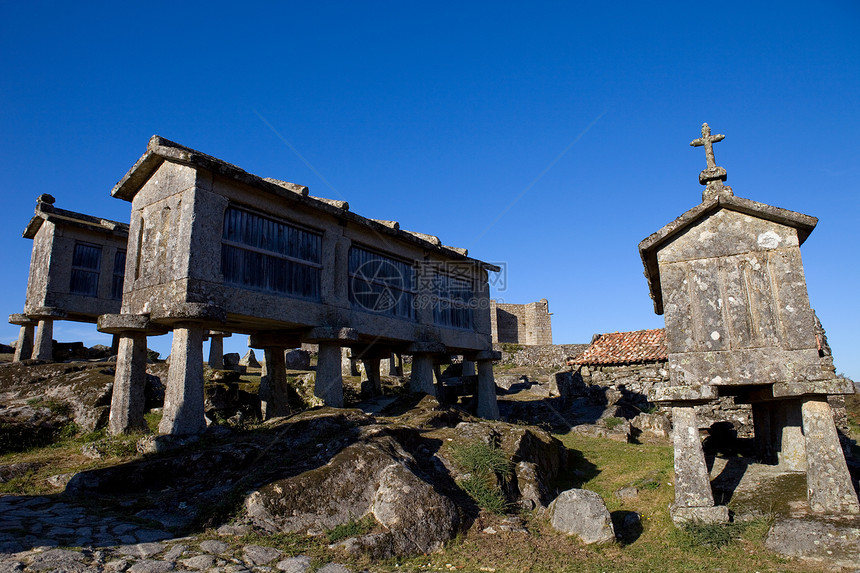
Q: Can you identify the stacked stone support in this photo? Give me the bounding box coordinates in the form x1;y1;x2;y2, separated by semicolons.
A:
208;331;231;369
316;343;345;407
8;314;36;363
32;318;54;361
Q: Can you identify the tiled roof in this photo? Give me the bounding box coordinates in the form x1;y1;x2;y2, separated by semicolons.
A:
568;328;667;365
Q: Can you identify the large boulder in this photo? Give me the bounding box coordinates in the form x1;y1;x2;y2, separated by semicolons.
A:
239;350;260;368
765;517;860;570
285;349;311;370
245;429;458;557
548;488;615;544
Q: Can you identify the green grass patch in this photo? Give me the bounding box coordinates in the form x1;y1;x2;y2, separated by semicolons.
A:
604;416;624;430
450;441;513;514
459;474;509;514
326;515;376;542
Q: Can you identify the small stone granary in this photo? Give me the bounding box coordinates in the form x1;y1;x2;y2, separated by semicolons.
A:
101;136;500;435
8;195;129;362
639;123;859;523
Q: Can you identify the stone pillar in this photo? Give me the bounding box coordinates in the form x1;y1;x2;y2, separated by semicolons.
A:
159;325;206;435
362;357;382;396
462;359;476;377
110;334;121;356
410;354;437;397
669;406;728;525
13;324;35;362
208;331;230;369
316;343;344;407
774;399;807;471
32;318;54;361
260;347;291;419
476;359;500;420
388;353;402;376
801;398;860;514
752;403;775;464
109;332;148;435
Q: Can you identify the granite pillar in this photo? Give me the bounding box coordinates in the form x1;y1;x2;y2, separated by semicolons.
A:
362;357;382;396
315;343;344;407
476;359;499;420
208;331;230;369
159;325;206;435
32;319;54;361
669;406;728;524
801;398;860;514
410;354;437;397
109;332;149;435
775;399;807;471
388;352;403;376
260;346;291;419
13;324;34;362
462;359;476;377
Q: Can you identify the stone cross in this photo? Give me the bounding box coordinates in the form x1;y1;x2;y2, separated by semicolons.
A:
690;123;725;170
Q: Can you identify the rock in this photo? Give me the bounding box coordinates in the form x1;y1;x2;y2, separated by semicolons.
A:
243;545;282;565
614;486;639;500
88;344;113;359
631;412;671;438
118;542;166;559
26;548;88;572
765;517;860;570
317;565;352;573
285;349;311;370
245;430;458;557
127;560;174;573
199;539;230;554
548;488;616;544
0;462;43;482
276;555;312;572
180;555;216;570
46;473;75;488
239;350;260;368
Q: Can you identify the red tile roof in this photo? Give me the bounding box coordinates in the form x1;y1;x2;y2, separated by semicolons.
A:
568;328;667;366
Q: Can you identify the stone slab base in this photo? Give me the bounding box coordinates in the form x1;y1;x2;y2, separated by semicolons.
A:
670;504;730;526
765;516;860;570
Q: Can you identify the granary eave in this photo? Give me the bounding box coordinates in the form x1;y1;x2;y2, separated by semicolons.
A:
638;192;818;315
112;135;494;270
23;204;129;240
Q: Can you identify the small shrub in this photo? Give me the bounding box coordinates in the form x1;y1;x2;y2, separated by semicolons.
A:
604;417;624;430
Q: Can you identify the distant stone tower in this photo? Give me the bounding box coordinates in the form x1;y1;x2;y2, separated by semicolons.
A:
490;299;552;345
639;124;858;524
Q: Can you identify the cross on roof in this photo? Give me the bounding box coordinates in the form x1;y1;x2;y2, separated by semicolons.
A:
690;123;725;170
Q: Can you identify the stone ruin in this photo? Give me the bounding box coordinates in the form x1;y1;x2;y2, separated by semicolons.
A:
490;298;553;345
93;135;500;435
639;123;859;523
8;194;128;362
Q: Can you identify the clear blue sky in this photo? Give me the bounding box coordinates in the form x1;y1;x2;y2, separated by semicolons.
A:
2;1;858;378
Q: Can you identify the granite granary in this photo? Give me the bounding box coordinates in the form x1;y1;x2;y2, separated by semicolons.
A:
100;136;501;436
8;194;129;363
639;123;859;524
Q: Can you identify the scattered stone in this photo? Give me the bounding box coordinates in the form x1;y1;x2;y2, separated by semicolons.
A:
548;488;616;544
104;559;130;571
276;555;312;572
162;543;187;561
765;517;860;570
118;542;166;559
317;564;352;573
285;349;311;370
239;350;260;368
26;548;87;572
127;559;175;573
216;523;251;536
243;544;283;565
614;486;639;500
180;554;216;569
135;529;173;542
46;472;75;487
199;539;230;554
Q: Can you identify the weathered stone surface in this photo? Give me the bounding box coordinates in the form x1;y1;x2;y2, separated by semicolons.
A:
239;349;260;368
548;489;615;544
285;349;311;370
631;412;671;438
26;548;88;572
276;555;312;573
180;554;216;569
670;406;721;521
765;517;860;570
245;430;458;557
243;544;283;565
198;539;230;554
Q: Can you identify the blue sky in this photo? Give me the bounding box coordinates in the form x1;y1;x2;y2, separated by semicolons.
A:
2;1;858;377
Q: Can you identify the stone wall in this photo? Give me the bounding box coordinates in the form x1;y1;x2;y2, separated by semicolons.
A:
495;343;589;369
490;299;553;345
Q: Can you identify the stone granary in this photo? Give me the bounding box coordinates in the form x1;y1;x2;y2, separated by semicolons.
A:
490;299;553;345
100;135;501;435
8;194;129;362
639;123;859;524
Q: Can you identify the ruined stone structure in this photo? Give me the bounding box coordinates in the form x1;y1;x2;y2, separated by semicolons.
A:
490;299;552;345
101;136;500;435
8;195;129;362
639;124;859;523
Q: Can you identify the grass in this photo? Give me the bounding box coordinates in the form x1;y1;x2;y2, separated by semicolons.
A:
604;416;624;430
326;515;376;542
450;441;513;514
